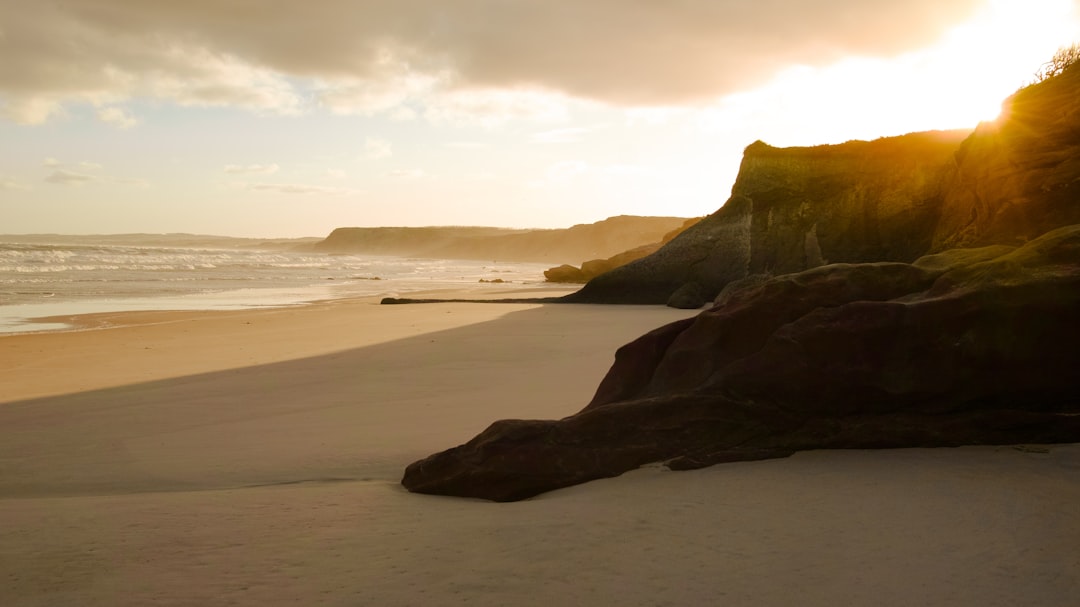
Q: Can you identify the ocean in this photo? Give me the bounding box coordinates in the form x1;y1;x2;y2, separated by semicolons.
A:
0;235;554;333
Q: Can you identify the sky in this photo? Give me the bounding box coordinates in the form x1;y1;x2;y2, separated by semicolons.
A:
2;0;1079;238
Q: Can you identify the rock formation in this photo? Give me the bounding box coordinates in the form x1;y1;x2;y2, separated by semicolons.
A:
544;218;703;284
402;226;1080;501
560;133;967;304
401;63;1080;502
563;61;1080;306
314;215;688;264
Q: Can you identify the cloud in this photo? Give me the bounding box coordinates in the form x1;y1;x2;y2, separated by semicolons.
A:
97;106;138;128
315;57;439;116
0;2;304;124
387;168;426;179
41;158;146;187
324;169;347;179
0;0;987;123
248;182;356;195
224;163;280;175
44;169;99;185
623;107;686;126
2;97;64;125
423;87;572;127
363;138;393;160
0;176;30;191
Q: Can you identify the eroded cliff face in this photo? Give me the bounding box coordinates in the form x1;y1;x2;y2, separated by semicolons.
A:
566;63;1080;306
739;133;966;273
565;131;967;305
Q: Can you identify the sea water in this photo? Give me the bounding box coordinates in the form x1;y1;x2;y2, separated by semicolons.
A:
0;236;553;333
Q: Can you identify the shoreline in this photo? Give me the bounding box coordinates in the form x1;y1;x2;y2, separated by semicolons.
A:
2;282;581;336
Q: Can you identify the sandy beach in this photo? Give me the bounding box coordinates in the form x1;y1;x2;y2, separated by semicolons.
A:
1;292;1078;606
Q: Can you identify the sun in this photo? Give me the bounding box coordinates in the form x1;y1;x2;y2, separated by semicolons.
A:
709;0;1079;147
917;0;1079;123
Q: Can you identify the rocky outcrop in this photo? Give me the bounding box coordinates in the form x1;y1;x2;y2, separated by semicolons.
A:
563;63;1080;306
315;215;688;264
542;264;586;283
544;218;703;284
401;225;1080;501
562;195;757;303
562;132;966;304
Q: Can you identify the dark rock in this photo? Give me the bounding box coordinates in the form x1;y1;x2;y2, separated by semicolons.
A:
712;273;773;306
401;225;1080;501
579;256;623;279
666;282;707;309
543;264;586;283
563;195;754;304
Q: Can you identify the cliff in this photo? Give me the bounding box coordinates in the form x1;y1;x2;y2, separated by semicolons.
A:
543;217;703;283
401;61;1080;501
564;62;1080;306
313;215;688;264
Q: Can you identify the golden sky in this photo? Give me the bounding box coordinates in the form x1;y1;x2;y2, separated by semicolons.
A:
1;0;1078;237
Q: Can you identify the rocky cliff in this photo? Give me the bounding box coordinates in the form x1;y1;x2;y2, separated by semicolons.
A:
401;62;1080;501
402;225;1080;501
314;215;688;264
564;62;1080;307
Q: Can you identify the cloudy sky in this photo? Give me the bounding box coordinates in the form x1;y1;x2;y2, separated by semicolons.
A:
2;0;1078;237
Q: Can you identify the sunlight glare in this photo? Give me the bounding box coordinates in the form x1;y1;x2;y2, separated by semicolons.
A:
702;0;1080;147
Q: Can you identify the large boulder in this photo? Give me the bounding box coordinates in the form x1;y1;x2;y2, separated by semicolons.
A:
402;225;1080;501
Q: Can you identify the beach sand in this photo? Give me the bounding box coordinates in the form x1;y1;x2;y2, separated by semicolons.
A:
1;291;1078;606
